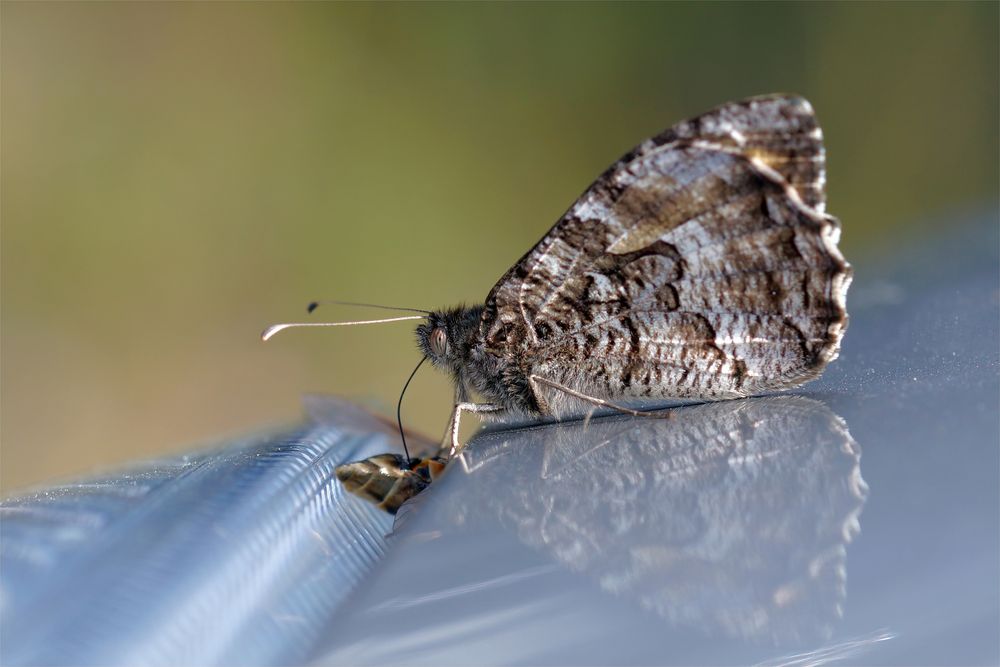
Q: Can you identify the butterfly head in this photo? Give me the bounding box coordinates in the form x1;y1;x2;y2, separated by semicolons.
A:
415;306;482;369
416;313;453;366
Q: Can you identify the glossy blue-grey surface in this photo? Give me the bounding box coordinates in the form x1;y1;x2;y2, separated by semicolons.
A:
1;399;397;666
1;213;997;666
313;212;999;666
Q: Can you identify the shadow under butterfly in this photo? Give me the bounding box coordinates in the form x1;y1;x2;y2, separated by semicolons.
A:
332;396;869;657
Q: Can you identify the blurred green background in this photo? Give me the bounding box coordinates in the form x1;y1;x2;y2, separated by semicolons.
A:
2;2;997;492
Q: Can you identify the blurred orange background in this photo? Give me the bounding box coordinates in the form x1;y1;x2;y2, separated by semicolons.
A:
3;2;997;492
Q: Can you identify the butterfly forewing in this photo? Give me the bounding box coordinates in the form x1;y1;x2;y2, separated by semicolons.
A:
481;95;849;410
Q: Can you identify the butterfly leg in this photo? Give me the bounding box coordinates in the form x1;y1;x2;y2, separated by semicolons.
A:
529;374;674;420
448;402;505;460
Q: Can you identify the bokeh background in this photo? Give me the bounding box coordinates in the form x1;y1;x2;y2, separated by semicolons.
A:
3;2;997;492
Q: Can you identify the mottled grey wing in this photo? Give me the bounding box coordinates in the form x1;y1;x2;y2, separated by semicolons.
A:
482;95;850;402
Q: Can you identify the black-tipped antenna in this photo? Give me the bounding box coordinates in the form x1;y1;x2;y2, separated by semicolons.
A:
261;315;425;341
397;356;427;467
307;300;430;315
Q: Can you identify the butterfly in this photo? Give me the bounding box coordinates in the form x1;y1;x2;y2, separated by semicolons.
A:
415;94;849;451
270;94;851;514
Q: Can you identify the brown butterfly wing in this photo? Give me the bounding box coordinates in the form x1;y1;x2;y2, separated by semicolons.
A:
481;95;850;406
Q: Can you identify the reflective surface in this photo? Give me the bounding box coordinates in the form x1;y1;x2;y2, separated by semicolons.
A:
1;398;408;666
317;403;872;665
315;212;999;665
461;398;867;645
319;397;871;664
1;214;997;666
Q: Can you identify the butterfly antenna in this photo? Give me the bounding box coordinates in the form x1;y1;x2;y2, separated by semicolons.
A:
397;356;427;467
307;300;430;315
261;315;425;341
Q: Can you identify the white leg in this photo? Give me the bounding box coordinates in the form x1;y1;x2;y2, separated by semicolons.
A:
449;402;504;459
529;374;674;420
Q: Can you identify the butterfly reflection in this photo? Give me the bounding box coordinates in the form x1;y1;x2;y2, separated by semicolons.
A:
434;396;867;645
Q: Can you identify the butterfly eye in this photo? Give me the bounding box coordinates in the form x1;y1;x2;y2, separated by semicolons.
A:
430;328;448;356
